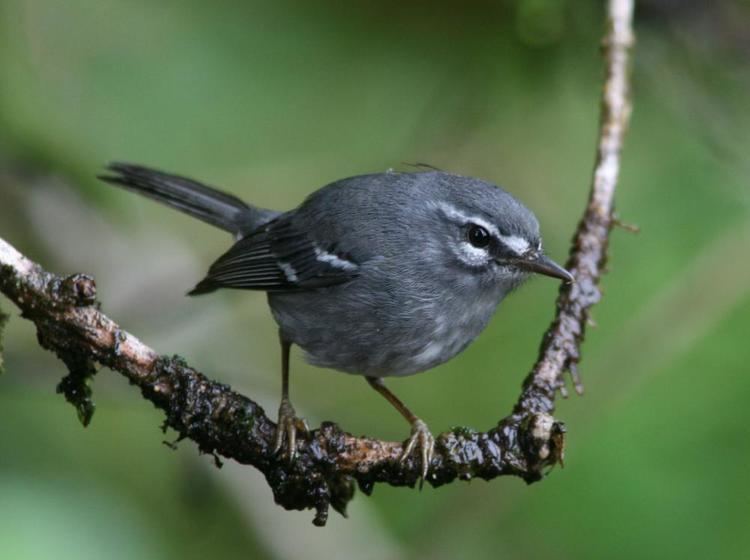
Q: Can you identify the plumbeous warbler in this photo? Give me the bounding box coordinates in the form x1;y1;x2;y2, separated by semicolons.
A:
99;163;573;479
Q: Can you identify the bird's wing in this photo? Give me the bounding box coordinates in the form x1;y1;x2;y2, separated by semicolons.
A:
189;214;359;294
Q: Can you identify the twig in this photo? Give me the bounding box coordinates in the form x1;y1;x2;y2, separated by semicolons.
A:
516;0;634;410
0;0;634;526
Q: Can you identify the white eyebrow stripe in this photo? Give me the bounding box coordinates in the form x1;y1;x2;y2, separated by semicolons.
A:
498;234;530;255
434;202;500;237
436;201;532;256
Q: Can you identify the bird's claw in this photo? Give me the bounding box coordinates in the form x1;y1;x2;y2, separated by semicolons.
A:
273;398;309;462
400;418;435;485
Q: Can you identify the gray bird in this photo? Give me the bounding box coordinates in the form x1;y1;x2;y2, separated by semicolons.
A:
98;163;572;479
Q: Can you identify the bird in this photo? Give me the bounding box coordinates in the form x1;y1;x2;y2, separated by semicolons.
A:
98;163;573;480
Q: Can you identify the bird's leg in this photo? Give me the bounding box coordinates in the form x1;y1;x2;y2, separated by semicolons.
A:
273;332;309;461
366;376;435;483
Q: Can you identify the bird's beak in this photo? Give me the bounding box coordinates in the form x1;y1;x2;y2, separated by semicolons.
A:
517;253;574;283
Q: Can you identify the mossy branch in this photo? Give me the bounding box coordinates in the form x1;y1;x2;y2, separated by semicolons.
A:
0;0;633;526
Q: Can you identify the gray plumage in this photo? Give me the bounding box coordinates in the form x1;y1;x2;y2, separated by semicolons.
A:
99;162;572;471
99;163;279;236
267;171;540;376
99;164;563;377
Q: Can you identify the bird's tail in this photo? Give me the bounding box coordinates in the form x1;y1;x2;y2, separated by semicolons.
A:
98;162;277;235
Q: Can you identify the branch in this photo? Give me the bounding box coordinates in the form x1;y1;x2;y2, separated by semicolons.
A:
0;0;634;527
517;0;634;410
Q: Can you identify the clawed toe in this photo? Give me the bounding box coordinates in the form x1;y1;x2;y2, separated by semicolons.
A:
273;399;309;462
400;418;435;484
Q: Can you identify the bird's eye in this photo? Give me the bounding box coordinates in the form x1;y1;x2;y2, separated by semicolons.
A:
467;224;491;248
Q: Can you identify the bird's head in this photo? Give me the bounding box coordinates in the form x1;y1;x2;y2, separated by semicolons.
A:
419;173;573;293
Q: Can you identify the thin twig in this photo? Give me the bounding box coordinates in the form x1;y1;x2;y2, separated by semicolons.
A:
0;0;634;526
516;0;634;412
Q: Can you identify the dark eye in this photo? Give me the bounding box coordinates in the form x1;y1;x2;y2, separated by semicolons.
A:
467;224;491;248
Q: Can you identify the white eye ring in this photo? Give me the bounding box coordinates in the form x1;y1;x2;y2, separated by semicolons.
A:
456;240;492;267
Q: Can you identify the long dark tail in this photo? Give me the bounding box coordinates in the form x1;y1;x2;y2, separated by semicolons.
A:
98;162;277;235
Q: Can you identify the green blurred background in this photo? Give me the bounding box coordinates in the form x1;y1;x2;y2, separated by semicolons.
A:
1;1;749;558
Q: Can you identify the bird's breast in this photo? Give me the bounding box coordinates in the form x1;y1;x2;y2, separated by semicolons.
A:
394;288;503;374
268;277;505;377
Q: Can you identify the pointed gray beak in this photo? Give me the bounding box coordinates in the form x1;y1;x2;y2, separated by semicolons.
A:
518;253;574;283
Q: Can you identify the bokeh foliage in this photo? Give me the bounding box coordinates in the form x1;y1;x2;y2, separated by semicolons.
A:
1;1;749;558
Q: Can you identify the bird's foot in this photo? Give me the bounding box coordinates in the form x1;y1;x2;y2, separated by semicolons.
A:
273;398;309;462
400;418;435;485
